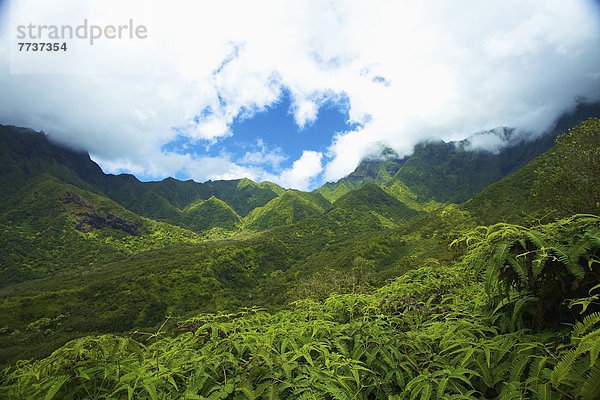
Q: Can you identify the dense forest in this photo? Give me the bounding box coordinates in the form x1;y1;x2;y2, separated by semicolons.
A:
0;110;599;399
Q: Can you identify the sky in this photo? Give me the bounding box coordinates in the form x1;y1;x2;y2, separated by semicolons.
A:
0;0;599;190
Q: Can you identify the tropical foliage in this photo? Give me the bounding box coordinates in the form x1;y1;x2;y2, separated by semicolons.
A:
3;216;600;399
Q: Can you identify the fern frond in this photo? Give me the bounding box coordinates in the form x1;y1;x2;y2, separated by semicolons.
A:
44;375;69;400
581;362;600;400
572;312;600;337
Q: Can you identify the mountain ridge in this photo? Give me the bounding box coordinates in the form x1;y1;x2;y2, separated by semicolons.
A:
0;113;599;372
316;101;600;203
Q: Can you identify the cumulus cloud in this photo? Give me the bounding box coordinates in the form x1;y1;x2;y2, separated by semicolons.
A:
274;151;323;191
238;140;287;169
0;0;599;189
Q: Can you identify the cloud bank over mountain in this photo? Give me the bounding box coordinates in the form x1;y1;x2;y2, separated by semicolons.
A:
1;0;599;189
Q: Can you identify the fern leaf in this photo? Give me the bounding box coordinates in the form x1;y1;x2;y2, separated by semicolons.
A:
44;375;69;400
551;349;577;386
510;355;532;383
552;245;585;280
572;312;600;337
581;362;600;400
525;230;548;252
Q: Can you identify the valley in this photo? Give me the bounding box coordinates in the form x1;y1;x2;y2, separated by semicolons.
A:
0;109;599;399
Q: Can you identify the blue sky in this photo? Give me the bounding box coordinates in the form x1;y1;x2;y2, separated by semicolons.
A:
1;0;599;190
162;90;359;182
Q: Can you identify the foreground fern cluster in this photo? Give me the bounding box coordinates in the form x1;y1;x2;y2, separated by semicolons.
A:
2;216;600;399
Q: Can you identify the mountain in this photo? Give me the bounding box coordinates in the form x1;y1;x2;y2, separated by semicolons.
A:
0;125;105;197
460;151;545;225
94;176;284;228
463;116;600;225
182;196;242;232
317;101;600;204
242;190;331;230
0;172;202;288
328;182;419;227
315;148;406;202
1;110;599;371
0;125;283;233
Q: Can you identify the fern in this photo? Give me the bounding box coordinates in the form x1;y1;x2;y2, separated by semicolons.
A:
3;215;600;399
43;375;69;400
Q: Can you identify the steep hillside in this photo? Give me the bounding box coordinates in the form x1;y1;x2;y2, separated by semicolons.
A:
460;153;546;225
463;117;600;225
328;183;420;228
243;190;330;230
0;173;202;287
0;125;284;232
315;148;406;202
182;196;242;232
0;125;104;198
96;176;283;227
317;102;600;205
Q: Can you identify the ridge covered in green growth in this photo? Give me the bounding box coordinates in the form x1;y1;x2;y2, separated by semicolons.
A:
463;117;600;225
183;196;242;233
0;173;202;288
243;191;330;230
0;125;283;233
316;102;600;205
1;114;600;398
328;183;420;228
315;149;406;202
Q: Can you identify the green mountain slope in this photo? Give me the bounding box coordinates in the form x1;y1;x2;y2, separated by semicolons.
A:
96;176;283;227
463;116;600;225
328;183;420;228
317;102;600;205
182;196;242;232
315;149;406;202
0;125;284;232
460;152;546;225
0;173;202;288
389;132;551;203
0;126;104;198
393;102;600;204
243;190;331;230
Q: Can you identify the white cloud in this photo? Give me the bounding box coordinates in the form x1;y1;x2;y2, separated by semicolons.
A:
238;139;287;169
274;151;323;191
1;0;599;189
462;128;514;154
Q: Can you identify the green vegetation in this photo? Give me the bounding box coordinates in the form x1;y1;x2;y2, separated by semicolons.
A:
0;125;283;234
3;216;600;399
0;173;202;287
460;150;548;226
183;197;242;232
1;116;600;398
316;104;600;207
314;149;406;202
243;191;330;230
0;184;453;364
532;118;600;217
463;117;600;226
